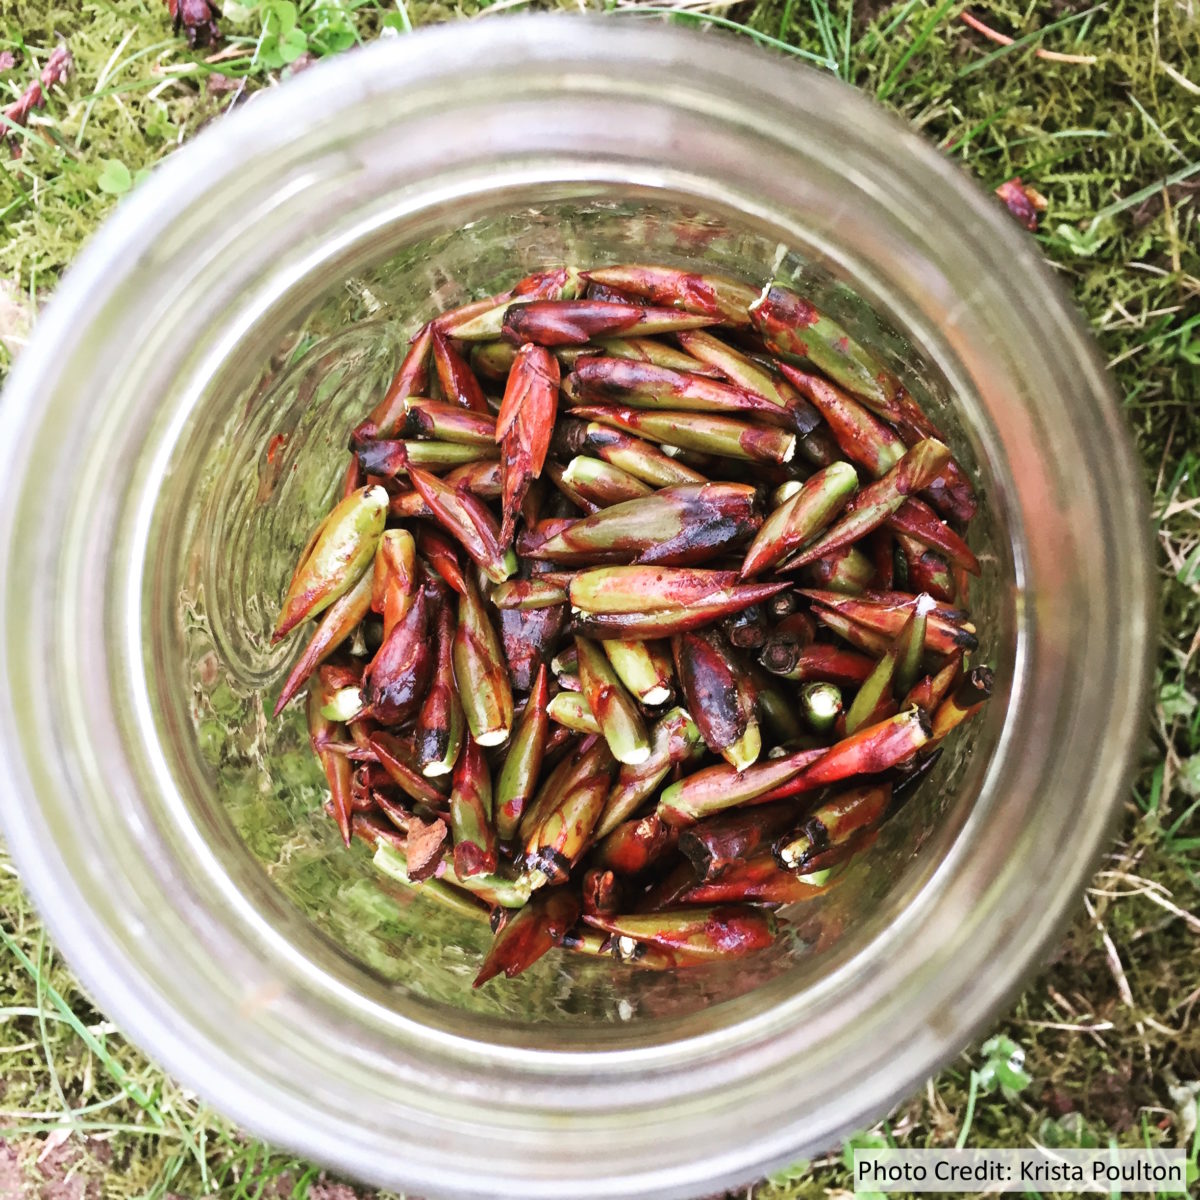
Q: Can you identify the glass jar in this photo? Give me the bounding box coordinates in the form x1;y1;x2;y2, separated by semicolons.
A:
0;17;1153;1199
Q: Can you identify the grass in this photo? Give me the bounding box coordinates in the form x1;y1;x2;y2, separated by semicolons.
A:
1;0;1199;1196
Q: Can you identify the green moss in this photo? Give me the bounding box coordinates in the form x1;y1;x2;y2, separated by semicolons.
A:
2;1;1199;1196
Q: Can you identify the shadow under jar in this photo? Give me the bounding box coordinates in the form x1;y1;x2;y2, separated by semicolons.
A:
0;18;1152;1200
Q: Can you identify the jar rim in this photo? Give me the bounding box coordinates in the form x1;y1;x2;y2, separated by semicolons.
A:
0;17;1153;1199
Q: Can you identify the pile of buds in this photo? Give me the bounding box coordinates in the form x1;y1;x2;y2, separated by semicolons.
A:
271;264;991;986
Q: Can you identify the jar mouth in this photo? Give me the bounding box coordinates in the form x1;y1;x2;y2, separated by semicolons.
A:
0;17;1153;1200
138;177;1011;1056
